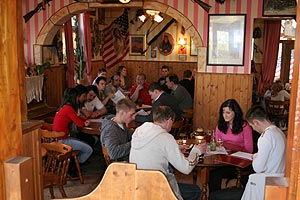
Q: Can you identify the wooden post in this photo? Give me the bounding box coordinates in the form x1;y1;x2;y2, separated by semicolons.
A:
0;0;24;199
4;157;34;200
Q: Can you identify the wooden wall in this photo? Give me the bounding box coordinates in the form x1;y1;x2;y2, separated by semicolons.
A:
44;65;66;108
91;61;197;87
193;73;253;130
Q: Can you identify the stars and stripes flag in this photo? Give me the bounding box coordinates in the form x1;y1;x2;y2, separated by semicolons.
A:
103;9;129;69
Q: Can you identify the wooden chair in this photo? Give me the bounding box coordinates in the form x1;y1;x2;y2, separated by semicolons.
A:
40;124;84;184
182;109;194;135
102;145;111;166
171;118;185;139
265;99;289;129
42;142;72;199
58;162;177;200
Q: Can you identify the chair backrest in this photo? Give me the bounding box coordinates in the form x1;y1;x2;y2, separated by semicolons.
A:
41;129;65;143
171;118;185;139
42;142;72;187
58;162;177;200
102;145;111;166
265;99;289;119
182;109;194;134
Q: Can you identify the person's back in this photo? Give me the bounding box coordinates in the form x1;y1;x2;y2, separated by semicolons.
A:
130;106;202;200
241;105;286;200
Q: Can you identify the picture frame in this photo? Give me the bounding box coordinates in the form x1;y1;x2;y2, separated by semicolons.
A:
158;32;174;56
263;0;296;17
129;35;146;56
207;14;246;66
151;49;157;58
42;45;57;65
190;38;197;56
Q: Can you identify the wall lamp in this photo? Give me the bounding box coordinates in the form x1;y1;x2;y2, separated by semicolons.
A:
178;38;187;51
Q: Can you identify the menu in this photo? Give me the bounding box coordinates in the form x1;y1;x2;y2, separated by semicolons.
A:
215;154;252;168
230;151;253;160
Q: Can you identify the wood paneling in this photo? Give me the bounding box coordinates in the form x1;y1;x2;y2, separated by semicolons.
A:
22;120;43;200
194;73;253;130
91;60;197;87
44;65;66;108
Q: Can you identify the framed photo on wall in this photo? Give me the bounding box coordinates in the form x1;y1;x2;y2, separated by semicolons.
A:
129;35;146;55
263;0;296;17
207;14;246;66
190;38;197;56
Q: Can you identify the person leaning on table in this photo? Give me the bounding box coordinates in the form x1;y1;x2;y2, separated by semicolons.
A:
130;106;202;200
241;105;286;200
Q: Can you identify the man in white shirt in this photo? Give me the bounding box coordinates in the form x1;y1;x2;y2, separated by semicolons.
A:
83;85;107;118
241;105;286;200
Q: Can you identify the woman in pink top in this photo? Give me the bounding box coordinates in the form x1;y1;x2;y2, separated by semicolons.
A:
209;99;253;193
215;99;253;153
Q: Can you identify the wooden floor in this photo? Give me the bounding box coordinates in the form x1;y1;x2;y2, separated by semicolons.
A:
43;150;236;199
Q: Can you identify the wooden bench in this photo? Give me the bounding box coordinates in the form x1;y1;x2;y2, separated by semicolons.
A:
58;162;177;200
27;101;57;121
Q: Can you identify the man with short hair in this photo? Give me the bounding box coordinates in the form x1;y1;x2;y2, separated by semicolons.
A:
130;73;152;105
158;65;171;93
130;106;202;200
166;73;193;110
241;105;286;200
101;98;137;162
135;82;182;123
83;85;107;118
179;69;195;98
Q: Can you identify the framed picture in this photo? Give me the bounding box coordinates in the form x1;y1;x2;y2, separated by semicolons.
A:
263;0;296;17
42;45;57;65
158;32;174;56
190;38;197;56
129;35;146;55
207;14;246;66
151;49;157;58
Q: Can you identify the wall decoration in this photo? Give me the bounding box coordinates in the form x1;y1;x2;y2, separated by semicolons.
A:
129;35;146;55
158;32;174;56
190;38;197;56
207;14;246;66
151;49;157;58
263;0;296;16
42;45;57;65
178;54;187;61
178;38;187;54
90;9;102;60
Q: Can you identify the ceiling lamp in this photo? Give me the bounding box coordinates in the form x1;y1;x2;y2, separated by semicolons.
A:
119;0;131;3
138;10;163;23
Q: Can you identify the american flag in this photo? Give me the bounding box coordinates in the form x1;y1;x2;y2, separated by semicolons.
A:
103;9;129;69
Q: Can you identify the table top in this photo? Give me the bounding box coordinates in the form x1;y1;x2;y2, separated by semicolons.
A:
81;121;101;135
181;139;252;169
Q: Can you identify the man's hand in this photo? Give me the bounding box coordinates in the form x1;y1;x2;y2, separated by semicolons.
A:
179;144;189;155
136;84;144;91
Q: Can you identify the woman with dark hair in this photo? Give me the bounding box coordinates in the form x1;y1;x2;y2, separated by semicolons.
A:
117;65;129;91
216;99;253;153
209;99;253;193
52;88;93;164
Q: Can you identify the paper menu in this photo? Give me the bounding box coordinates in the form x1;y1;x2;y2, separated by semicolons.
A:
136;109;150;116
188;147;202;161
230;151;253;160
111;90;125;104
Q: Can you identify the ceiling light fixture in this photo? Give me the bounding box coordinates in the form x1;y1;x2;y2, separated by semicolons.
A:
137;9;164;23
119;0;131;3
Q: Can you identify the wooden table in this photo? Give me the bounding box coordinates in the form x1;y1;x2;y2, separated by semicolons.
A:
183;139;252;200
80;120;143;135
80;121;101;135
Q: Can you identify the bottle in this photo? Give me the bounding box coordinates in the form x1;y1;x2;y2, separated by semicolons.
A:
209;130;216;151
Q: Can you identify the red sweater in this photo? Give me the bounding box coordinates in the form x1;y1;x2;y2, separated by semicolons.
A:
52;105;85;140
130;82;152;105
